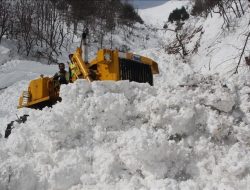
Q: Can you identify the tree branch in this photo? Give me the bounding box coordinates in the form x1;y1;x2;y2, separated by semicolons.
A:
234;32;250;74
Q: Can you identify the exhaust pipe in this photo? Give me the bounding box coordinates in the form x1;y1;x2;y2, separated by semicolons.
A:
81;29;89;63
77;28;92;82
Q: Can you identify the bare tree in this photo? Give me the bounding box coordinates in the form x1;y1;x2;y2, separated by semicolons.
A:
15;0;36;56
192;0;246;22
234;32;250;74
0;0;143;61
0;0;11;43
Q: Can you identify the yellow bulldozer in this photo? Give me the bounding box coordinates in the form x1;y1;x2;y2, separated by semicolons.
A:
4;32;159;138
17;32;159;109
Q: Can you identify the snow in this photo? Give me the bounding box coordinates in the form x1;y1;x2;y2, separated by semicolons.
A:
190;10;250;76
1;76;250;189
0;46;10;65
139;0;190;26
0;60;57;89
0;0;250;189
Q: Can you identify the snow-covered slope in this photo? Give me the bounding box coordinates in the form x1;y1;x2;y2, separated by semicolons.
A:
139;0;189;26
0;0;250;189
140;0;250;76
190;9;250;76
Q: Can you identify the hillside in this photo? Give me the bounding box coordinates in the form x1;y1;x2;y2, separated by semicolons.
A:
0;0;250;189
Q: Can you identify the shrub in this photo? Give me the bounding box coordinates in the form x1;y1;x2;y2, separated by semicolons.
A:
168;6;189;23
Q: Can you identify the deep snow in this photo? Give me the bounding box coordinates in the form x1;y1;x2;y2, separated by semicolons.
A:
0;0;250;190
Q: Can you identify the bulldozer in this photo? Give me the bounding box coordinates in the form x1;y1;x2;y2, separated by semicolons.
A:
17;32;159;109
4;31;159;138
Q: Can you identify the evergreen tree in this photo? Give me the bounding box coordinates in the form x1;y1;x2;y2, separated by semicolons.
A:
168;7;189;23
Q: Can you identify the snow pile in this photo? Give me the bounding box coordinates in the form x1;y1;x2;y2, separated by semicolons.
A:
0;73;250;189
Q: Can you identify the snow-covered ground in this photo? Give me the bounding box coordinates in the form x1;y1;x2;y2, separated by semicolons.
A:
0;0;250;189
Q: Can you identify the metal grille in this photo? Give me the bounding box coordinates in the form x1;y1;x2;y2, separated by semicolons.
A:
119;58;153;86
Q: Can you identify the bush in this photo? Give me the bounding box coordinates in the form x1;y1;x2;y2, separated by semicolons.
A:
168;7;189;23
